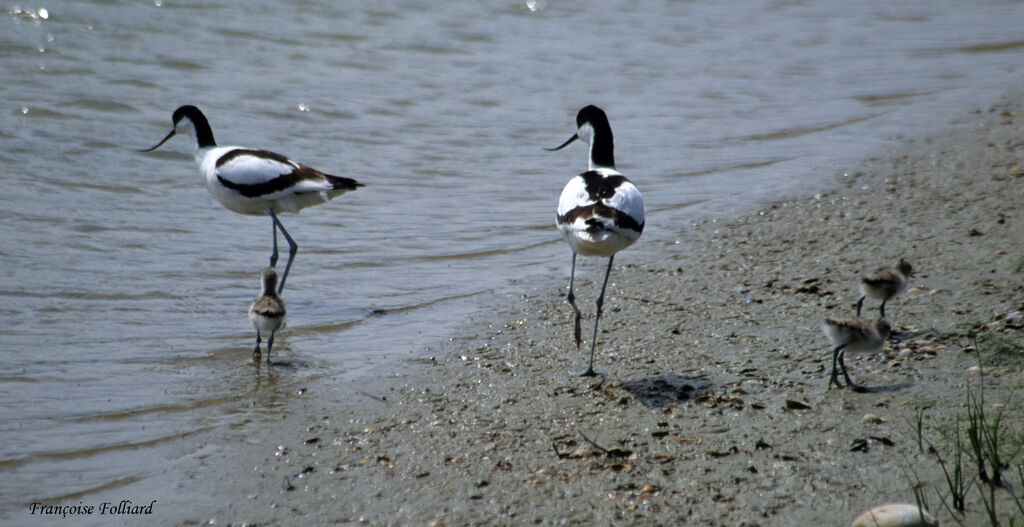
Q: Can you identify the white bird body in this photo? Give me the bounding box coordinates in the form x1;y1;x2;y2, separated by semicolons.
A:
557;167;644;257
249;292;286;336
196;145;354;215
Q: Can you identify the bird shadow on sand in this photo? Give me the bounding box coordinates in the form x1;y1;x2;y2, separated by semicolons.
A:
621;374;713;409
852;381;915;394
252;359;305;372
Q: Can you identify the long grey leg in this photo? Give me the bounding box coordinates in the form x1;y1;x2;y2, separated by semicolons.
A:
267;209;297;295
566;253;582;349
856;295;866;317
253;330;263;362
571;255;614;377
269;214;279;268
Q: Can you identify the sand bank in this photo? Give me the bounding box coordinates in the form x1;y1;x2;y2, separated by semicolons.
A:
179;95;1024;526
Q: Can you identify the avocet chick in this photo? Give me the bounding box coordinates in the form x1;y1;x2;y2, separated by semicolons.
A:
856;258;912;319
821;317;891;392
250;268;286;364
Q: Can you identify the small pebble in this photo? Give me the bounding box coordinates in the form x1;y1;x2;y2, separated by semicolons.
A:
571;446;594;458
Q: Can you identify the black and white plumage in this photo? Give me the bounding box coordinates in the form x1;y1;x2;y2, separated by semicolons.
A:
548;105;644;376
250;268;286;364
140;105;363;294
821;317;891;392
856;258;913;319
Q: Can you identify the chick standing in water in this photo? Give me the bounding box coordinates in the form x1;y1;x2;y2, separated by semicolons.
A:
250;268;286;364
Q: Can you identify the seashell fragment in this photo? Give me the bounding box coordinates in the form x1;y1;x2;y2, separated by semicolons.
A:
851;503;937;527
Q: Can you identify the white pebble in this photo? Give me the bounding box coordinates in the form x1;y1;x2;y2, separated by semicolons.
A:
862;413;886;424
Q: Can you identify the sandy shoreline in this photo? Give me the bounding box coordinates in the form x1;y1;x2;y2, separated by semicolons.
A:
173;95;1024;526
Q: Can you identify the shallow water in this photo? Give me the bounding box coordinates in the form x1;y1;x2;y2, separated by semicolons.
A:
2;0;1023;521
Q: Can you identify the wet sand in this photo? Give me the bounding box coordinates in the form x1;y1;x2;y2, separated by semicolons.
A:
178;95;1024;526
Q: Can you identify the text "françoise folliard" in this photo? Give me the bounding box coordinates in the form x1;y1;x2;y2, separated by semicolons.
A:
29;499;156;518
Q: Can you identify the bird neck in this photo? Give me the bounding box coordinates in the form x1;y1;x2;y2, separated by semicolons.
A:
588;126;615;170
189;115;216;150
261;277;279;296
